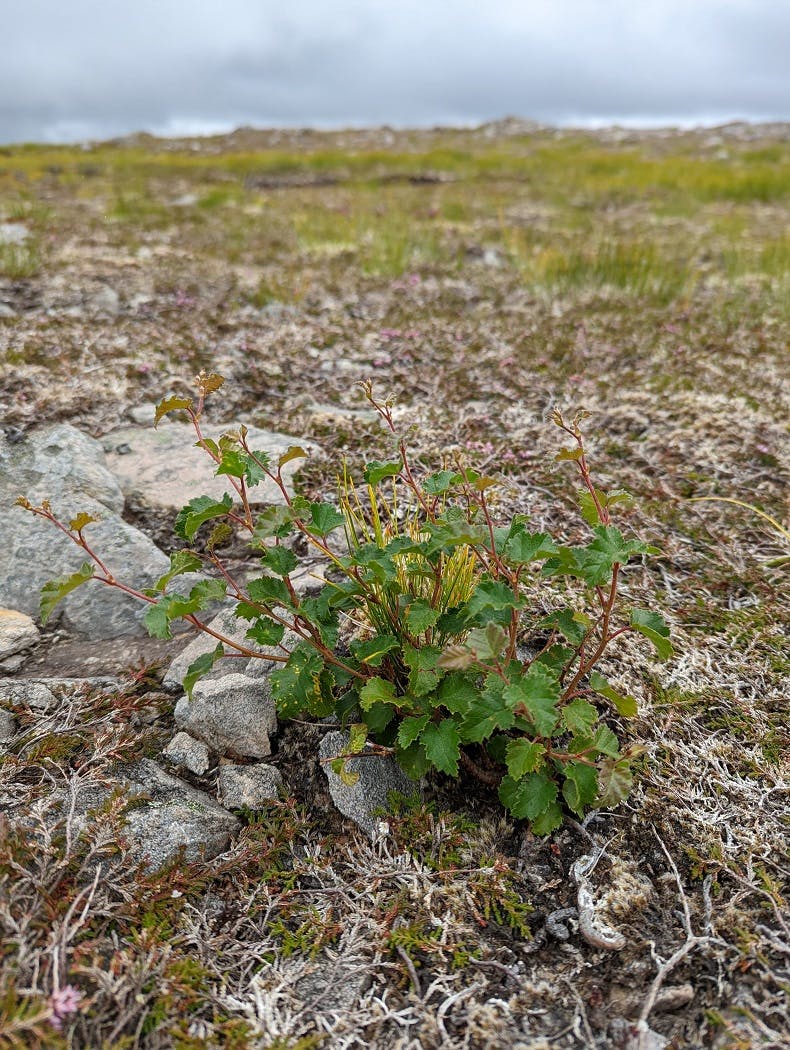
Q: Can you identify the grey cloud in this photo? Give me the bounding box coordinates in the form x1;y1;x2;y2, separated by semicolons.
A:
1;1;788;143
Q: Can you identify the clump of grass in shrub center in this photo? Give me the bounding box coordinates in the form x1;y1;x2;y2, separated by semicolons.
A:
20;371;673;834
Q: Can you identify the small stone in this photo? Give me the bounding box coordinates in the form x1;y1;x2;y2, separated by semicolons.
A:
217;763;284;809
175;673;276;758
163;731;211;775
319;730;418;838
0;608;40;659
117;759;240;870
0;709;18;743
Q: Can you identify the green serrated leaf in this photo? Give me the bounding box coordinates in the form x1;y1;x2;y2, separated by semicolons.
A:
404;599;441;636
154;395;192;427
397;714;430;748
215;449;247;479
423;470;458;495
561;698;599;734
359;676;398;710
143;602;173;639
69;511;99;532
596;757;634;807
499;772;558;820
253;505;294;541
243;451;270;487
397;741;432;780
278;445;309;468
174;493;234;541
247;575;292;607
459;674;516;742
183;643;225;700
503;664;561;737
307;502;345;537
403;644;443;698
465;579;521;620
503;526;558;565
260;545;299;577
593;724;621;758
562;526;651;587
40;561;95;625
363;460;401;485
578;489;608;526
505;739;546;778
530;801;564;835
436;673;479;716
244;618;286;647
562;762;599;816
350;634;399;667
588;671;637;717
154;549;203;593
420;719;461;776
539;608;588;647
630;609;673;660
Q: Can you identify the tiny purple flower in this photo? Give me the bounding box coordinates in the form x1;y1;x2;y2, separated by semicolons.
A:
48;985;83;1030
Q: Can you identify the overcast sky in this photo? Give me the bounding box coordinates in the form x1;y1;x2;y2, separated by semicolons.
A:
1;0;788;144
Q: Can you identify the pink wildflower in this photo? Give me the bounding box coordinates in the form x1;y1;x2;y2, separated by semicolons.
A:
48;985;83;1030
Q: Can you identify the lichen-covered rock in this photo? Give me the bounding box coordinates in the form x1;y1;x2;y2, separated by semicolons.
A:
174;673;276;758
217;763;284;809
4;759;240;872
319;730;418;838
163;731;211;775
117;760;240;870
0;680;57;710
0;708;18;745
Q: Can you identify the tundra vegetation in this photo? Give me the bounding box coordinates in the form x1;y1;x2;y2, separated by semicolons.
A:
0;122;787;1048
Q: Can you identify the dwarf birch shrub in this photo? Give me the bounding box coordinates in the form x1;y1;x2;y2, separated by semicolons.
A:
20;372;673;834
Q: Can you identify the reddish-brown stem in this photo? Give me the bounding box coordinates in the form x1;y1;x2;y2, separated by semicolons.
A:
459;750;502;786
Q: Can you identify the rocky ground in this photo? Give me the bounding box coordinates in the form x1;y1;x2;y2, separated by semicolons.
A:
0;121;788;1048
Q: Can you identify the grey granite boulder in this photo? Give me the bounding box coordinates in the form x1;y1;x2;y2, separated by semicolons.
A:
102;421;320;512
117;760;239;870
4;759;240;872
319;730;418;838
163;731;211;775
0;680;58;711
0;709;17;746
0;425;203;638
217;763;284;809
174;673;276;758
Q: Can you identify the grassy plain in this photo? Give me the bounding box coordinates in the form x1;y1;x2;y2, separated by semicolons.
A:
0;121;788;1048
